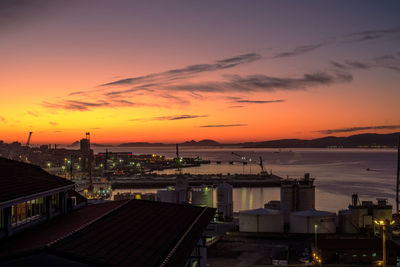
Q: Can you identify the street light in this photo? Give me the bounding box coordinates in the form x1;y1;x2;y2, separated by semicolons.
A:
314;224;318;250
374;219;395;267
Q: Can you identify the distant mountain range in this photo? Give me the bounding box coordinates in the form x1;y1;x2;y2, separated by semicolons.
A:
116;132;400;148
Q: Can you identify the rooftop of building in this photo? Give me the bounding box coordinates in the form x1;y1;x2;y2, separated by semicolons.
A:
0;157;74;205
0;200;126;259
239;208;281;215
1;199;216;267
291;210;336;217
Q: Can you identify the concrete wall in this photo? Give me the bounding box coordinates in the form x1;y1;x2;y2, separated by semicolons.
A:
290;214;336;234
239;213;284;232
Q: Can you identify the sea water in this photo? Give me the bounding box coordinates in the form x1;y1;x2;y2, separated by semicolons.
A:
93;147;397;213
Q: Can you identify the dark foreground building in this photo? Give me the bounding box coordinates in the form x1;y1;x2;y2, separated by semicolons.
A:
0;157;75;238
0;158;216;266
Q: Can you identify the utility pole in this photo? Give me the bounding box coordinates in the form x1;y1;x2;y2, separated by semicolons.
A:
396;135;400;214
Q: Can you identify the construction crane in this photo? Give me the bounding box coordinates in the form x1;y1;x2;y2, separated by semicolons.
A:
259;156;270;176
175;144;183;172
26;132;33;146
231;152;248;165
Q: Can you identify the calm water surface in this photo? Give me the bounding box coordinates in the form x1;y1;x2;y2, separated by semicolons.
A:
96;147;397;213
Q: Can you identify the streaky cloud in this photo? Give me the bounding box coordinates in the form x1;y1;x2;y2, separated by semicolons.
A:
228;105;244;108
316;125;400;134
235;99;285;104
100;53;262;87
169;71;352;93
273;42;329;58
154;114;207;121
345;27;400;43
200;124;247;128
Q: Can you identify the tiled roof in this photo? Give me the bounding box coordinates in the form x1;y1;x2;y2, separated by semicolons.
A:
0;201;126;259
0;157;74;204
50;200;215;267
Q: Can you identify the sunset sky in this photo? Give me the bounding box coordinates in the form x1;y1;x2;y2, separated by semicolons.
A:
1;0;400;144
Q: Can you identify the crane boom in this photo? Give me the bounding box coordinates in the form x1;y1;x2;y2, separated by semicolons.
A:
26;132;33;146
232;152;245;160
259;156;264;171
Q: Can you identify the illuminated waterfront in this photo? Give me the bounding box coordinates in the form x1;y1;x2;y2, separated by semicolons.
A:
106;147;397;212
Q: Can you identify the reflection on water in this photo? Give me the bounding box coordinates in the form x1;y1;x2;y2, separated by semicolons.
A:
106;147;397;213
113;186;370;213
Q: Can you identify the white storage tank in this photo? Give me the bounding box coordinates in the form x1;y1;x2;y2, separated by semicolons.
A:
191;185;213;207
290;210;336;234
239;208;284;233
217;183;233;221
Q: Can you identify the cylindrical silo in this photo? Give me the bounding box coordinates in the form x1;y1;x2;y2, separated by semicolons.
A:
297;185;315;211
217;183;233;221
281;183;294;225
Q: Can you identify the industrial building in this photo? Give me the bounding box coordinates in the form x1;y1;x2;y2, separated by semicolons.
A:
239;208;284;232
290;210;336;234
339;194;393;234
316;238;400;266
238;173;338;233
281;173;315;225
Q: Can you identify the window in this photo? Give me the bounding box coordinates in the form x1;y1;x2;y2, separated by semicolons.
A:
52;193;60;212
11;197;46;228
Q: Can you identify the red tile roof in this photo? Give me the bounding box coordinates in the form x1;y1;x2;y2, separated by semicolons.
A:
0;157;74;204
50;200;215;267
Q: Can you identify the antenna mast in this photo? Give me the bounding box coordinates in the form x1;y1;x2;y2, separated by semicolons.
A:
396;135;400;214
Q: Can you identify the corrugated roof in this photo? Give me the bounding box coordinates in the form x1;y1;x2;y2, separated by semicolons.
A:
50;200;215;267
0;157;74;204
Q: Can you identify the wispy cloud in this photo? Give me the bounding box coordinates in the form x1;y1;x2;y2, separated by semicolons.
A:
200;124;247;128
345;27;400;43
316;125;400;134
331;54;400;72
235;99;285;104
273;42;329;58
49;121;58;126
129;114;207;122
42;98;158;111
101;53;262;87
0;115;6;123
228;105;244;108
154;114;207;121
27;111;39;117
42;100;110;111
168;72;352;93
